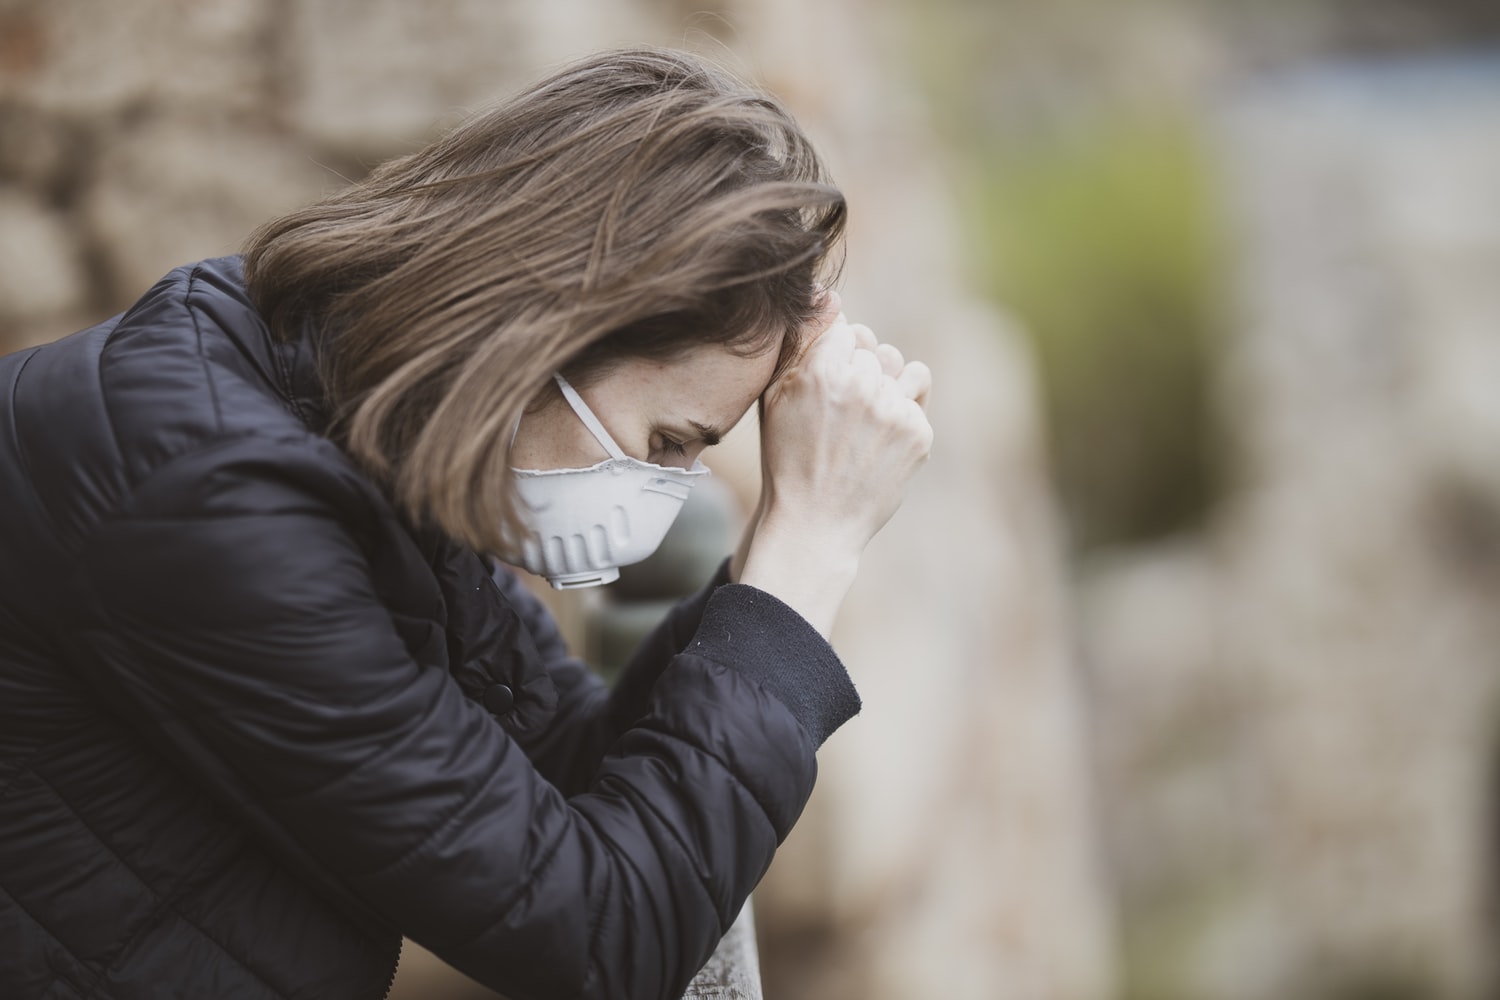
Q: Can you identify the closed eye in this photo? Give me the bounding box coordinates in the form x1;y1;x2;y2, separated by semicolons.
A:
650;420;722;466
649;432;690;464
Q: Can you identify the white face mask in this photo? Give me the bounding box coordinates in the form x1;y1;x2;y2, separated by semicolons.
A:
500;373;710;589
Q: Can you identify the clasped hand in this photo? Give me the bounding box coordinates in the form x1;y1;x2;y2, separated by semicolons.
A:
734;293;933;636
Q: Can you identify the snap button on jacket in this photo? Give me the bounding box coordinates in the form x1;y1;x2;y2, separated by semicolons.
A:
0;258;860;1000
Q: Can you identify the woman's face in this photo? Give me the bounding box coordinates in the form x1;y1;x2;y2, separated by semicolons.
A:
511;343;781;471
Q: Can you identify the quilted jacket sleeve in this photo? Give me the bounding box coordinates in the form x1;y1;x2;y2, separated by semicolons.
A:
68;436;860;1000
490;561;741;797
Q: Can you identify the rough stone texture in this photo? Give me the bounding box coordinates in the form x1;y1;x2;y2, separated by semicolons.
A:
81;115;333;304
386;902;763;1000
1081;55;1500;1000
285;0;672;158
683;903;763;1000
0;0;276;116
0;187;86;324
285;0;528;157
0;102;87;199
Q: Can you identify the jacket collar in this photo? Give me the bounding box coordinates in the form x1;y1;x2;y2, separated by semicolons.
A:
276;315;334;436
192;255;337;438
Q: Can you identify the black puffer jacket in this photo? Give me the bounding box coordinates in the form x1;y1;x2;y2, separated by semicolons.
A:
0;257;859;1000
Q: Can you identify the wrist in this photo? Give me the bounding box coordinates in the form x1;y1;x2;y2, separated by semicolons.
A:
738;514;861;638
756;502;866;570
729;485;771;584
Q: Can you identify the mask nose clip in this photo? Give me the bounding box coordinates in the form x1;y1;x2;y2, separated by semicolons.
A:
643;478;693;501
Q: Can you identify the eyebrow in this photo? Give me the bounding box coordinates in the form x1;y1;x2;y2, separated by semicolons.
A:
665;420;724;447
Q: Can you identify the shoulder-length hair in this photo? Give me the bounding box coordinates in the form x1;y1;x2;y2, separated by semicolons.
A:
243;46;846;553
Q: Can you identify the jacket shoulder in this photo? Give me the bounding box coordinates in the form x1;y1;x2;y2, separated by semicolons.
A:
2;258;318;554
98;257;304;480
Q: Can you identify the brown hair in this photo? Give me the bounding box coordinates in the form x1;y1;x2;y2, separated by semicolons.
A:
243;46;846;552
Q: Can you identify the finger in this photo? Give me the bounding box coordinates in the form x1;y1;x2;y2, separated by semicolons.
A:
802;290;850;346
802;289;841;340
875;342;904;378
895;360;932;407
850;346;884;387
849;323;878;352
904;400;935;455
817;288;842;326
812;320;856;361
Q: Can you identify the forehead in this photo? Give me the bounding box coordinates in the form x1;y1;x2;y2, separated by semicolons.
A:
610;343;781;426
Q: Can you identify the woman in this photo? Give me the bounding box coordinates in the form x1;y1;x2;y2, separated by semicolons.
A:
0;47;932;1000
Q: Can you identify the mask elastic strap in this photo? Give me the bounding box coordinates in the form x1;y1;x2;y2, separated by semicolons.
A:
553;373;628;462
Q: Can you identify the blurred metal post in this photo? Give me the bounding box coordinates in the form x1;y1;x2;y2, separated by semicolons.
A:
682;902;762;1000
588;476;740;676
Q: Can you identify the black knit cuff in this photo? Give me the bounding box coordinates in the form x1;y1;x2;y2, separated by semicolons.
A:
688;584;861;747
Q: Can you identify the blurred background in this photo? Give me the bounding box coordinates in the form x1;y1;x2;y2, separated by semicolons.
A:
4;1;1500;998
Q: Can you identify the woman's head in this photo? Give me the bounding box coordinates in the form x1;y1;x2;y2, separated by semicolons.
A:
243;46;846;552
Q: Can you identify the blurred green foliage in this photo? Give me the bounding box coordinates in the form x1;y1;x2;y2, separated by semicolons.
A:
1118;880;1243;1000
964;112;1228;551
903;0;1230;552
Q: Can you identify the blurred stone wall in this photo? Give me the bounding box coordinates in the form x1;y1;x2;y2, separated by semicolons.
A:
0;2;1115;999
1081;54;1500;1000
733;9;1115;999
0;0;669;352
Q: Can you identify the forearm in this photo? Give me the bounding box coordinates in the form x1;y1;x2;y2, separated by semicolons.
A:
592;562;734;756
516;561;732;794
